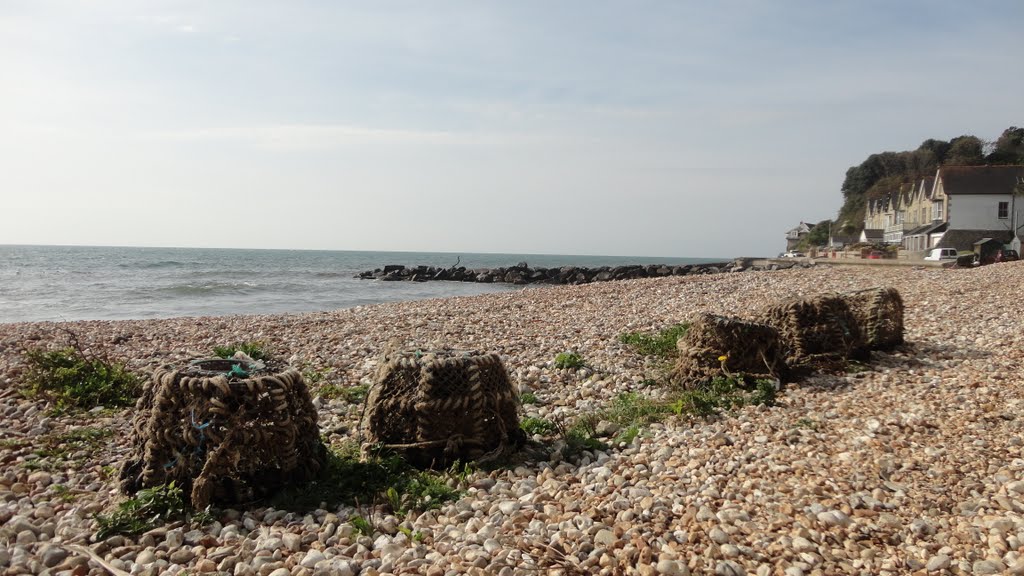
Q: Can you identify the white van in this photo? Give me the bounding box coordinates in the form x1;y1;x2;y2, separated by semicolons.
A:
924;248;958;261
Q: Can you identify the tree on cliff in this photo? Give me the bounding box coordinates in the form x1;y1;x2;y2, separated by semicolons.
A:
833;126;1023;232
987;127;1024;164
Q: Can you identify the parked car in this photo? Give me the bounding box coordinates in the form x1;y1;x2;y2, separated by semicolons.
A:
781;251;805;258
924;248;958;261
866;250;884;259
995;249;1020;263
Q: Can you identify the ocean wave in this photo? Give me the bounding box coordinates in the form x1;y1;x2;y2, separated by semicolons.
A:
121;260;187;269
152;281;265;297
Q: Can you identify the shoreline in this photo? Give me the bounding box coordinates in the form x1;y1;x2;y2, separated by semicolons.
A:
2;264;1023;574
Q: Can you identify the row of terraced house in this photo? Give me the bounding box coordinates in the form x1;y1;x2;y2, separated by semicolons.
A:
861;165;1024;256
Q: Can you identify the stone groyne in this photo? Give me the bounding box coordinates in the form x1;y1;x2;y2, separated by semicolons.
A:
355;258;812;285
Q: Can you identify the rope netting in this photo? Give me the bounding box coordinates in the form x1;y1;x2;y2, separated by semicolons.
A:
118;358;325;508
361;349;525;468
760;294;866;373
672;313;785;387
840;286;905;351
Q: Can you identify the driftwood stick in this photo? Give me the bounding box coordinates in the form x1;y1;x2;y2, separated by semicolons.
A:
65;544;133;576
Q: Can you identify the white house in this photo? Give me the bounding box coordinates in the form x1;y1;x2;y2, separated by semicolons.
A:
933;165;1024;252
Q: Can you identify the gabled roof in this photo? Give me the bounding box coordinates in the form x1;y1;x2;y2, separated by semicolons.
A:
905;221;946;236
785;221;813;239
919;177;935;198
936;229;1013;250
939;165;1024;196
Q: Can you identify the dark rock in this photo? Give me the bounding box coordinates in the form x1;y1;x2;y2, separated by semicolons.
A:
383;265;405;273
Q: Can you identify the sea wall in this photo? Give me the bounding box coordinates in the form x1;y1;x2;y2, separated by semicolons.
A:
356;258;812;285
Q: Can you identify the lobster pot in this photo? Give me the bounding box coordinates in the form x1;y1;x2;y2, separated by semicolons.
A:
361;350;525;468
760;294;866;373
119;359;325;508
840;287;904;350
672;313;785;387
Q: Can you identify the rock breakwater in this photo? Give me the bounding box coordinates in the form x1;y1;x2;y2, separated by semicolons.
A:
357;258;811;285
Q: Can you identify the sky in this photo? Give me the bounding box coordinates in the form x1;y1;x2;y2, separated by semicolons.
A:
1;1;1022;258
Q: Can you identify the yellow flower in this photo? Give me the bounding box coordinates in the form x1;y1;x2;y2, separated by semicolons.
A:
717;355;728;362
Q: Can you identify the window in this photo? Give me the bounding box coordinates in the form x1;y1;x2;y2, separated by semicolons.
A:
998;201;1009;219
932;201;943;221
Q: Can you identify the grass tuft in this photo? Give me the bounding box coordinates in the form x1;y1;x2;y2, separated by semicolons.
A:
270;443;465;515
212;341;269;361
22;347;139;412
95;482;211;539
544;377;778;459
520;417;556;436
619;323;691;357
554;352;585;369
319;383;370;404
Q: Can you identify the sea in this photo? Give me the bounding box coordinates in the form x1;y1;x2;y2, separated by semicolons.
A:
0;245;724;324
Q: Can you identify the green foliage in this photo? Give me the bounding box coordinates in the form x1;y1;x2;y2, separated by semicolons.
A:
34;427;113;468
619;323;691;357
271;443;464;515
212;341;269;361
22;347;139;412
946;135;985;166
989;126;1024;164
613;425;640;445
51;484;77;502
301;365;331;384
544;378;779;461
605;392;673;426
793;417;818;430
672;376;778;417
564;429;607;455
95;482;210;539
319;383;370;404
798;220;832;250
398;525;427;542
519;392;539;405
554;352;585;369
349;513;373;536
520;417;556;436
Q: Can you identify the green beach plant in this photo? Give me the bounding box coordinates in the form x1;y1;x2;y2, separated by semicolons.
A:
519;392;539;405
554;352;585;369
212;341;269;361
95;482;211;539
520;416;557;436
318;383;370;404
545;377;779;460
618;323;691;357
22;346;140;412
349;513;373;536
270;442;464;515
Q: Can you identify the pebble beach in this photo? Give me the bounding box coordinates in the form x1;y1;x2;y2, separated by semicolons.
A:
1;262;1023;576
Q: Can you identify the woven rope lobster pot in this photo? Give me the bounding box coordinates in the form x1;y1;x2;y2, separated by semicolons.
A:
671;313;786;387
760;294;867;374
118;358;325;509
361;349;525;468
839;287;904;351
